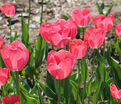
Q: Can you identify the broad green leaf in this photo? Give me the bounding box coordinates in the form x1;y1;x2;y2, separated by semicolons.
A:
96;2;103;14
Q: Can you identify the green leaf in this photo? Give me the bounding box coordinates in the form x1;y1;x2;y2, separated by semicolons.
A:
101;3;105;10
35;35;48;68
106;4;113;16
96;2;103;14
21;16;29;47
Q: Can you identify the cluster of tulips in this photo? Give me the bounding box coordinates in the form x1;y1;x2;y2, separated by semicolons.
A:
1;2;121;104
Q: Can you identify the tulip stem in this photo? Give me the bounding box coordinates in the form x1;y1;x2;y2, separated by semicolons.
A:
9;17;12;43
15;71;19;95
28;0;31;27
40;0;44;25
92;49;96;74
82;27;85;40
57;80;61;104
77;59;81;104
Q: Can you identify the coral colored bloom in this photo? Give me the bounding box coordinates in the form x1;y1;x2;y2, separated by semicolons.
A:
0;37;4;48
115;24;121;39
92;13;115;32
0;3;15;17
47;50;75;79
0;67;10;86
84;27;106;48
1;41;29;71
110;84;121;100
69;39;88;59
72;8;91;27
40;19;77;48
2;95;20;104
67;18;77;39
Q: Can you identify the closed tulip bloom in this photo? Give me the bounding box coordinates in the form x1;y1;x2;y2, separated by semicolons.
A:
0;3;15;17
0;67;10;86
47;50;75;79
110;84;121;100
1;41;29;71
0;37;4;48
84;27;106;48
115;24;121;39
69;39;88;59
92;13;115;32
72;8;91;27
2;95;20;104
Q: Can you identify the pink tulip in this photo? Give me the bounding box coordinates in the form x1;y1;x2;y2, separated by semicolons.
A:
84;27;106;48
0;3;15;17
47;50;75;79
40;19;77;48
110;84;121;100
115;24;121;39
1;41;29;71
72;8;91;27
0;37;4;48
92;13;115;32
0;67;10;86
2;95;20;104
69;39;88;59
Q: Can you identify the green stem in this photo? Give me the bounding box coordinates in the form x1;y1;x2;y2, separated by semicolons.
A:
28;0;31;26
9;17;12;43
40;0;44;25
57;80;61;104
92;49;96;74
77;59;81;104
15;71;19;95
82;27;85;40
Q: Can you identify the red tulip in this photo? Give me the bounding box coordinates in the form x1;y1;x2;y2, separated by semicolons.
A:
2;95;20;104
0;37;4;48
72;8;91;27
115;24;121;39
40;19;77;48
110;84;121;100
39;22;53;42
47;50;75;79
67;18;77;39
84;27;106;48
1;41;29;71
69;39;88;59
0;67;9;86
92;13;115;32
0;3;15;17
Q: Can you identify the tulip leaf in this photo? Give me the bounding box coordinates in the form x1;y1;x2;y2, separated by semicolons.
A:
106;4;113;16
21;16;29;47
81;57;89;82
107;44;121;88
35;35;48;68
96;2;103;14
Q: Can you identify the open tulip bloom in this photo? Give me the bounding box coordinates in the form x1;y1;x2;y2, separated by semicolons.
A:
84;27;106;48
0;3;15;17
71;8;91;27
0;95;20;104
92;13;115;32
40;19;77;48
1;41;29;71
47;50;75;79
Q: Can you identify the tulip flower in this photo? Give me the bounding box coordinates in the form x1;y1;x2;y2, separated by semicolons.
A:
47;50;75;79
40;19;77;48
69;39;88;59
0;67;10;86
0;3;15;17
1;41;29;71
115;24;121;39
1;95;20;104
110;84;121;100
92;13;115;32
0;37;4;48
72;8;91;27
84;27;106;48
